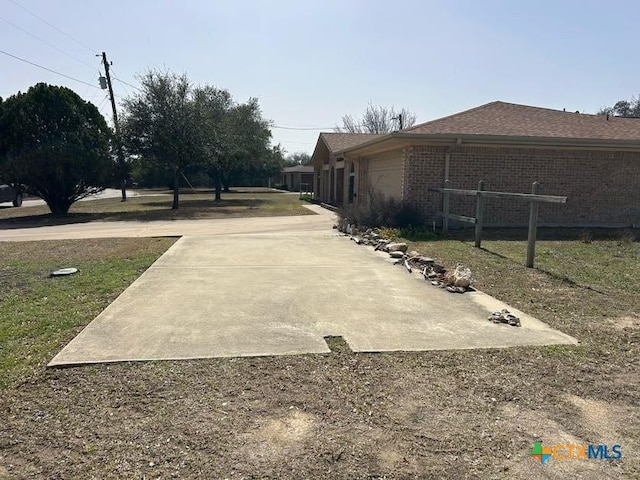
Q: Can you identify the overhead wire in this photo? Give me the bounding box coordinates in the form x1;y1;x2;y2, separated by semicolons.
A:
271;125;333;130
0;49;101;89
112;75;140;92
0;14;96;70
8;0;97;54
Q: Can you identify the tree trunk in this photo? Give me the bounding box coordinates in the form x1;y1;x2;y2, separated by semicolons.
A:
214;173;222;202
172;170;180;209
223;184;230;192
121;178;127;202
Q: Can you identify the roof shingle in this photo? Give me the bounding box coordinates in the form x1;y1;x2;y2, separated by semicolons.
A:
404;101;640;141
320;132;384;152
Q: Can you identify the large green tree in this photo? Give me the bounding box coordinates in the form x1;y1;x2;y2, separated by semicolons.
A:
0;83;112;215
122;70;277;201
121;70;204;209
218;98;275;195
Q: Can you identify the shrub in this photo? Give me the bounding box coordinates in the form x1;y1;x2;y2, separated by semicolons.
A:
338;188;424;229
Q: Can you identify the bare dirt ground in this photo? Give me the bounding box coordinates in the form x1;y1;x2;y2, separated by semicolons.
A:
1;341;638;479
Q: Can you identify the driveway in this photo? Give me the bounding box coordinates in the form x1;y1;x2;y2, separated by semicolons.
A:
48;207;575;366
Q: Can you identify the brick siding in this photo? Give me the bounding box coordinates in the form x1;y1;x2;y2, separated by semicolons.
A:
405;145;640;227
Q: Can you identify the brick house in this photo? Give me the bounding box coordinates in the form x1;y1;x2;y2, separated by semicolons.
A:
311;101;640;227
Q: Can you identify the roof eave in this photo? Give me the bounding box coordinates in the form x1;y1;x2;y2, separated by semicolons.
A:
338;132;640;156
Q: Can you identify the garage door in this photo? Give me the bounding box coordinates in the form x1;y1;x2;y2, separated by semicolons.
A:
367;151;403;200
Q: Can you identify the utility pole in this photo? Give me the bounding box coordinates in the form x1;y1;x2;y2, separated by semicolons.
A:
99;51;127;201
393;113;404;130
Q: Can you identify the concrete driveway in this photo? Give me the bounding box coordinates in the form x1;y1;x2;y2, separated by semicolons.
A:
48;210;575;366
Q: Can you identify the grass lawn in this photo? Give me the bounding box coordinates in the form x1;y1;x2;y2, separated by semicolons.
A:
0;238;176;388
0;229;638;479
0;188;313;226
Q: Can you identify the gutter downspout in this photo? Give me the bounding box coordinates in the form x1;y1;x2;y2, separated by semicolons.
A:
442;138;462;234
444;137;463;182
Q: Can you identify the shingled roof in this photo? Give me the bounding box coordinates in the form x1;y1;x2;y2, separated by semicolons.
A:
320;132;384;152
403;101;640;141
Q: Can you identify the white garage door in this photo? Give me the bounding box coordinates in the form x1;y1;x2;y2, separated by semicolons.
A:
367;151;403;200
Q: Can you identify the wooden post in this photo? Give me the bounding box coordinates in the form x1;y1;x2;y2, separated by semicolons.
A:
443;179;450;234
474;180;485;248
526;181;540;268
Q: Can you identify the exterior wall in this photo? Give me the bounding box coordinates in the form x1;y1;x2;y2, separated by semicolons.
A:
405;145;640;227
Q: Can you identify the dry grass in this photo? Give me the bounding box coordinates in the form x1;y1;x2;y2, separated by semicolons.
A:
0;188;313;226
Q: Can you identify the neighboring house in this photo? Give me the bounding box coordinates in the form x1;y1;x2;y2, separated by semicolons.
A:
311;101;640;227
278;164;314;192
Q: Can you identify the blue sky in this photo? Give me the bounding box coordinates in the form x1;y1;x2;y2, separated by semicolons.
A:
1;0;639;155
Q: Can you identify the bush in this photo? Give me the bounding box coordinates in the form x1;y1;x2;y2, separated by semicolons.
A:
338;189;424;229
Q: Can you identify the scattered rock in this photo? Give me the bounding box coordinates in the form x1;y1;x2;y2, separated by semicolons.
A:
387;242;408;253
388;251;404;259
489;309;521;327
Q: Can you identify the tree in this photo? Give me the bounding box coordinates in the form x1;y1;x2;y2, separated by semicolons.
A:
205;96;275;198
599;95;640;118
284;152;311;166
335;102;417;133
0;83;112;215
121;70;204;209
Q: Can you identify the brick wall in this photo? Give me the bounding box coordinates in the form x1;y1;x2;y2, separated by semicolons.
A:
405;145;640;227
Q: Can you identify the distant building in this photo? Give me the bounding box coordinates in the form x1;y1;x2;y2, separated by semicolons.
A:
278;164;314;192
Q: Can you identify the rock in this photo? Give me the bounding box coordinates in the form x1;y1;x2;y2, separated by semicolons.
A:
432;264;446;274
366;228;373;235
418;256;435;264
388;251;404;258
488;309;520;327
387;242;408;253
445;263;473;288
408;250;420;258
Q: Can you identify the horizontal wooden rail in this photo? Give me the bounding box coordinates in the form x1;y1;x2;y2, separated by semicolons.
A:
430;180;568;268
434;212;476;224
428;187;567;204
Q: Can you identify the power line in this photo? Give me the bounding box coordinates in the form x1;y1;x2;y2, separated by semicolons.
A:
0;49;101;89
113;75;140;92
272;125;333;130
0;14;96;70
8;0;96;54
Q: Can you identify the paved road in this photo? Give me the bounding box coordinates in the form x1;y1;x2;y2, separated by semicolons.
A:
46;206;575;366
0;188;152;209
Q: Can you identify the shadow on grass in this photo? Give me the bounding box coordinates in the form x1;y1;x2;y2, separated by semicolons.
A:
0;198;271;229
470;245;611;295
444;226;639;243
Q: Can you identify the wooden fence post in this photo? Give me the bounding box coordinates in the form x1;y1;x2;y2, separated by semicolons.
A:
474;180;485;248
526;181;540;268
443;179;450;234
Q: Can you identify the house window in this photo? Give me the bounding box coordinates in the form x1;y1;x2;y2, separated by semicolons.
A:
348;163;355;204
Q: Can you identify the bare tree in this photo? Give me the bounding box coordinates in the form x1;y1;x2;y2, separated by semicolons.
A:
335;103;417;133
599;95;640;118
